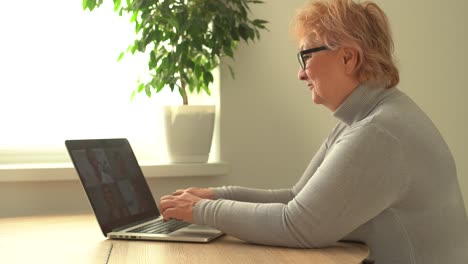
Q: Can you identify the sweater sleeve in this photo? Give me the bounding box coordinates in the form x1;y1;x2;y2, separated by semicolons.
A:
210;186;295;204
193;124;407;248
210;141;329;204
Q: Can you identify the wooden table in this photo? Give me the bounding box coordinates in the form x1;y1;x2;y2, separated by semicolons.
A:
0;214;369;264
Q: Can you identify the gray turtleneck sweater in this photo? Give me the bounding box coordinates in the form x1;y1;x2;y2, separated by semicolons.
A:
193;84;468;264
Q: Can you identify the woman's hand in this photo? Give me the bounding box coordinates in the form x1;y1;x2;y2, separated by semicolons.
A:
171;187;215;200
159;191;204;223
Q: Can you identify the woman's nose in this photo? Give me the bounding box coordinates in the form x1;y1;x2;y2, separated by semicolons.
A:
298;67;307;80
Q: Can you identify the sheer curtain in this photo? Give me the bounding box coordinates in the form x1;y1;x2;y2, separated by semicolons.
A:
0;1;217;165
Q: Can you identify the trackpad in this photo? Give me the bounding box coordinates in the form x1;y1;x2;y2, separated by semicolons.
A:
172;224;222;235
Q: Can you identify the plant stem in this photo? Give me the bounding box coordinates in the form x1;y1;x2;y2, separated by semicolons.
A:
180;78;188;105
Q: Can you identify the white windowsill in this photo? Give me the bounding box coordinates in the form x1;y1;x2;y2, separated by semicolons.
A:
0;162;229;182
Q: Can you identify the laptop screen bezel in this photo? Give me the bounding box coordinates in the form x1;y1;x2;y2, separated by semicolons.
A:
65;138;160;236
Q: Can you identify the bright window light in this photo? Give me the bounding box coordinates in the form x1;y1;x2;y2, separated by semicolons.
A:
0;1;219;166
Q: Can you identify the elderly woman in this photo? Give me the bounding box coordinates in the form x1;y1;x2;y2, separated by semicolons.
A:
160;0;468;263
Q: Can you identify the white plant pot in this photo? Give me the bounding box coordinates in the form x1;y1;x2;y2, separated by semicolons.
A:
163;105;215;163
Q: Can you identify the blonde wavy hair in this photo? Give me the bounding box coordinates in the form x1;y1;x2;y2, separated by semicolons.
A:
293;0;399;88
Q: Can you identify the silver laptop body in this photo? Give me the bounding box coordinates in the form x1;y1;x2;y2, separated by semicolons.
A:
65;138;223;243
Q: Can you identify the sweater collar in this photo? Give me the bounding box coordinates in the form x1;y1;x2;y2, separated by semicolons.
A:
333;82;397;126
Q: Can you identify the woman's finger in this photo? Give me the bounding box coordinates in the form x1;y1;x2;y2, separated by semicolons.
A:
162;208;181;221
159;199;178;213
160;194;176;201
171;189;184;195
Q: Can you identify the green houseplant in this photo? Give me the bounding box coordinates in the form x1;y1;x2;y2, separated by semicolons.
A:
83;0;268;163
83;0;268;105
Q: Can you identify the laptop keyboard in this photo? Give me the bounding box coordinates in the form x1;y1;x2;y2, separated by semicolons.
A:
128;219;191;234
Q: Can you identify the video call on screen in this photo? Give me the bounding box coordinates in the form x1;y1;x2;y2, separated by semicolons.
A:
71;147;152;224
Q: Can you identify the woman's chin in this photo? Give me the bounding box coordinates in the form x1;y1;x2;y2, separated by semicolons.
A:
311;93;323;105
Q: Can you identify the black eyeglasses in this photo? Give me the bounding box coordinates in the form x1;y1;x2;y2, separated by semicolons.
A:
297;46;328;70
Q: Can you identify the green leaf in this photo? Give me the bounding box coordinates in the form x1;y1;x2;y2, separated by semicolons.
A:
137;40;145;52
230;27;240;41
185;59;195;70
117;51;125;62
194;64;201;79
154;30;164;42
169;82;175;92
130;89;139;101
129;41;138;54
203;71;214;88
149;50;156;68
130;10;139;23
156;79;165;92
135;21;143;34
223;45;234;58
247;28;255;40
82;0;88;10
88;0;96;11
252;19;268;29
113;0;121;12
228;65;236;79
137;83;145;93
145;83;152;97
202;83;211;96
238;23;249;40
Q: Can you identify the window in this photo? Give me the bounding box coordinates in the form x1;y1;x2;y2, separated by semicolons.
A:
0;1;219;166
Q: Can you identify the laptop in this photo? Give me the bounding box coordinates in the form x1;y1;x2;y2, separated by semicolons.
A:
65;138;224;243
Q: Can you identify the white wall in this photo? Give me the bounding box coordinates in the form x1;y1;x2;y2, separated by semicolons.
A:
0;0;466;217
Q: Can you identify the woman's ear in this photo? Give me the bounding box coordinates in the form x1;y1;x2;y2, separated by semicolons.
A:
342;47;359;75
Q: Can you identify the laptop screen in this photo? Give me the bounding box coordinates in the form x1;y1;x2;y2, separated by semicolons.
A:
66;139;159;235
